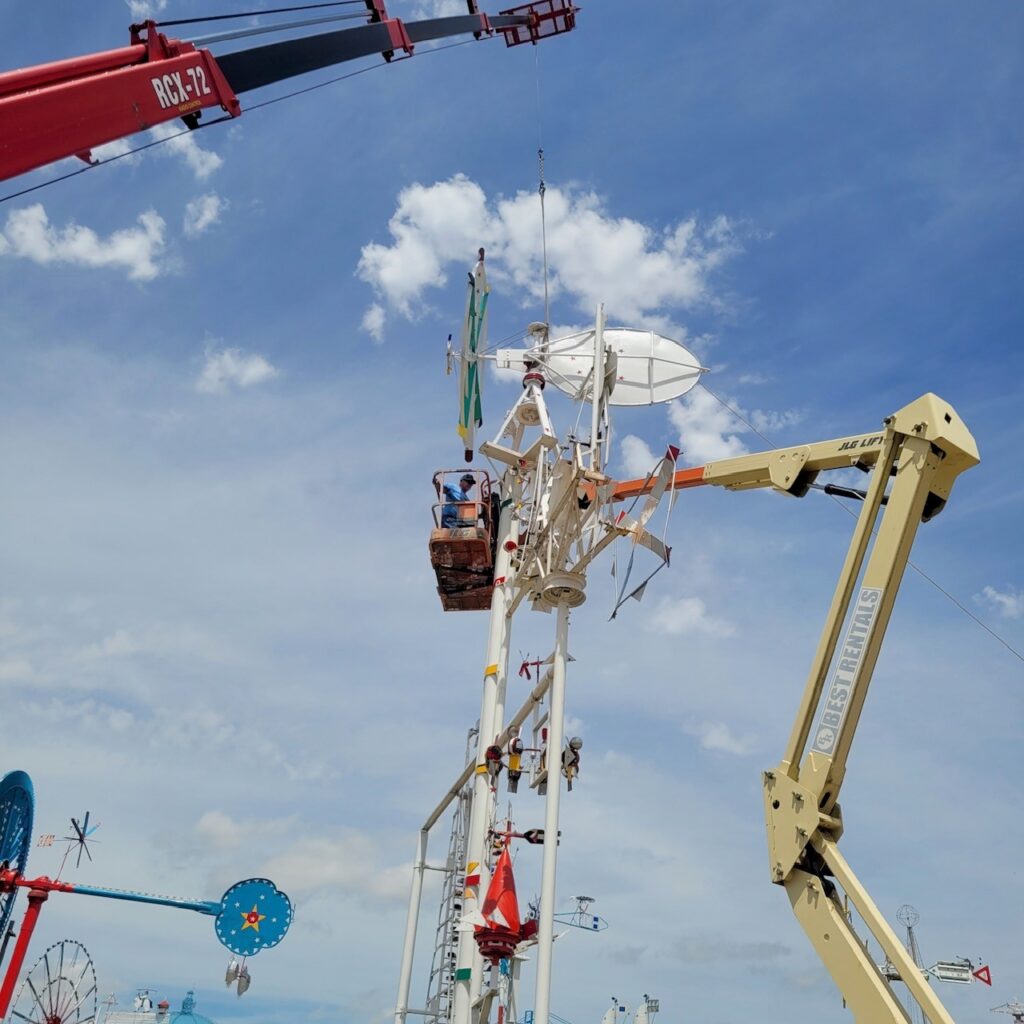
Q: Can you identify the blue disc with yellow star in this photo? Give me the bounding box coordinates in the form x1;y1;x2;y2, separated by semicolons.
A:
214;878;293;956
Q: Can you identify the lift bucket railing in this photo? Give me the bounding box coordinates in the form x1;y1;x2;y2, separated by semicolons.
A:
431;470;493;530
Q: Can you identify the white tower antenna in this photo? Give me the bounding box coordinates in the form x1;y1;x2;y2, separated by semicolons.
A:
396;293;703;1024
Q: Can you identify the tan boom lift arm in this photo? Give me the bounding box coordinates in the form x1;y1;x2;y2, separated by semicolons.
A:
613;393;979;1023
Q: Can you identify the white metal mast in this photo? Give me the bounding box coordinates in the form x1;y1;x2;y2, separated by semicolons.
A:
399;298;703;1024
451;504;517;1024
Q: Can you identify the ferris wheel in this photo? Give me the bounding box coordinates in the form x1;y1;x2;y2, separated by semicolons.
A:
9;940;97;1024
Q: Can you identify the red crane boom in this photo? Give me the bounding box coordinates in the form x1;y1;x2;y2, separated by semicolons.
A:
0;0;578;183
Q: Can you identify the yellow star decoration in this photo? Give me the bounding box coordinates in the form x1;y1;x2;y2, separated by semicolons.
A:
241;904;267;932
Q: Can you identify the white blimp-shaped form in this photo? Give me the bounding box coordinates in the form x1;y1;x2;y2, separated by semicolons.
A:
494;328;705;406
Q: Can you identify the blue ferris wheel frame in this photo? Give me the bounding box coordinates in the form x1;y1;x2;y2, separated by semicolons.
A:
0;771;294;960
0;771;34;935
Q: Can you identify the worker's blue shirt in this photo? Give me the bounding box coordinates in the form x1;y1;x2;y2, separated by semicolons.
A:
442;484;472;527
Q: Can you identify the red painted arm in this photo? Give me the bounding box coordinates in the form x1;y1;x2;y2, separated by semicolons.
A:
0;2;578;184
0;26;240;181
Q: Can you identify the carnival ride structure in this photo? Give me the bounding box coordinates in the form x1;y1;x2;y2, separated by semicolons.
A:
0;770;293;1018
400;253;984;1024
9;939;98;1024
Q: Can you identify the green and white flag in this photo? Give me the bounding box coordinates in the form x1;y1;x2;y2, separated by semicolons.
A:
457;253;488;460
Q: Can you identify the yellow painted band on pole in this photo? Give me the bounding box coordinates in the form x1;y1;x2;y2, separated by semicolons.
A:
475;764;488;775
484;663;498;676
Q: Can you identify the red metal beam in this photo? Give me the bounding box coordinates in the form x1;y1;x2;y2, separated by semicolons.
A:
0;889;48;1019
0;44;147;99
0;6;577;182
0;25;240;181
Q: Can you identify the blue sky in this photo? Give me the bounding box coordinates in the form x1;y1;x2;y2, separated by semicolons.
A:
1;2;1022;1023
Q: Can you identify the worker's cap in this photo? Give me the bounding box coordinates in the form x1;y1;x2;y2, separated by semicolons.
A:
460;473;475;484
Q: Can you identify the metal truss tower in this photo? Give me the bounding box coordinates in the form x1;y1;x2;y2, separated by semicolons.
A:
425;738;477;1024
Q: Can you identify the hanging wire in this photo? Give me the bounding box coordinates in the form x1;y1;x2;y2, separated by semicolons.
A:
155;1;364;28
537;148;551;331
188;12;368;47
533;46;551;331
0;125;220;206
697;380;1024;664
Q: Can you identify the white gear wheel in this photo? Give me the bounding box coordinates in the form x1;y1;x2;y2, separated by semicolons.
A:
10;940;98;1024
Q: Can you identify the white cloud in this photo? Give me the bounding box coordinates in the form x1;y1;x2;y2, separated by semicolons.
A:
194;810;294;853
411;0;466;14
673;934;790;962
27;696;138;734
738;372;771;385
0;657;34;682
750;407;804;433
259;833;409;901
75;628;145;661
358;175;489;318
83;124;222;180
357;174;742;339
685;720;757;756
644;594;735;637
361;303;387;343
664;386;802;465
619;434;657;478
72;624;230;666
149;122;223;180
183;193;226;237
667;386;749;463
0;204;166;280
976;585;1024;619
196;346;279;394
90;137;139;163
126;0;167;17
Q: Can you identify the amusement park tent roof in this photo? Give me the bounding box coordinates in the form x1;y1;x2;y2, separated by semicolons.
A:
169;992;215;1024
105;992;215;1024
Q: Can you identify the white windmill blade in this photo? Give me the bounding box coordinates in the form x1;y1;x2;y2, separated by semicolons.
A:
614;517;671;563
458;908;488;930
494;328;706;407
634;446;681;528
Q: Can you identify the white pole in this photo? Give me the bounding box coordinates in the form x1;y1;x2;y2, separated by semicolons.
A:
394;829;429;1024
451;503;516;1024
532;600;570;1024
468;518;515;1018
590;303;606;472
